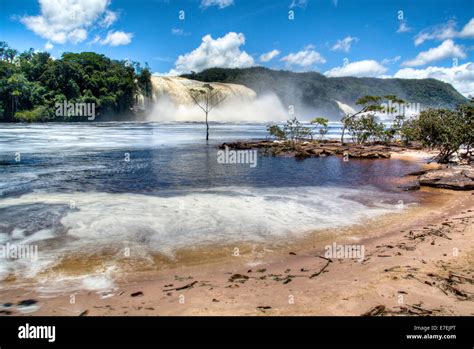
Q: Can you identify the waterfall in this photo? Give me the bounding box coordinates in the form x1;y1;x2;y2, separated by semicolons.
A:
141;76;287;122
150;76;257;106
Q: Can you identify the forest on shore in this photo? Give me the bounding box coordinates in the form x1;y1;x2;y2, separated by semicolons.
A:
0;42;152;122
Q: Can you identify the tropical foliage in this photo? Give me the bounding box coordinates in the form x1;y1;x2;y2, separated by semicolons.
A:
0;42;151;122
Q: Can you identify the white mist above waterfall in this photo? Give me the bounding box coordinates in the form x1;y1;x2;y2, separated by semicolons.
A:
146;76;287;122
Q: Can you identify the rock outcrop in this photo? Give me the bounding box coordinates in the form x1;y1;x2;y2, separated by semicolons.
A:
418;165;474;190
220;140;395;160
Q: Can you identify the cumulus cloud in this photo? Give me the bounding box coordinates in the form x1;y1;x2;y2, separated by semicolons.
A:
165;32;254;75
402;40;466;67
100;30;133;46
20;0;129;44
394;62;474;97
200;0;234;9
20;0;113;44
324;60;387;78
260;49;280;62
414;18;474;46
331;36;358;53
281;46;326;67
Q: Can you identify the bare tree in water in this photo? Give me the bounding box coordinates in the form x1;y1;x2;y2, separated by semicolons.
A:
189;84;227;141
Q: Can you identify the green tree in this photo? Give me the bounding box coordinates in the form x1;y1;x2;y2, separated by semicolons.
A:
267;124;286;140
310;117;329;140
283;117;312;144
411;105;473;163
346;114;385;144
340;95;404;144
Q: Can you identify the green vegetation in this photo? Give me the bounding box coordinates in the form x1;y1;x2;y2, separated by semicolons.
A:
345;114;385;144
340;95;403;144
183;67;468;118
266;124;286;140
266;96;473;164
283;117;313;143
405;103;473;163
266;118;313;143
0;42;151;122
310;117;329;140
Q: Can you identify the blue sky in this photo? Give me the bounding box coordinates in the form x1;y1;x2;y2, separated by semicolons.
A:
1;0;473;95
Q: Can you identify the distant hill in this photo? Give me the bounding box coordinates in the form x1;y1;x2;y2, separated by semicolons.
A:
182;67;468;119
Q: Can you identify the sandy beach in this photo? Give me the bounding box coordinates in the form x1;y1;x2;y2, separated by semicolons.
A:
1;150;473;316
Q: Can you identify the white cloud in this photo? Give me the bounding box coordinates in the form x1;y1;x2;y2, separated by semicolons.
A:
20;0;111;44
20;0;128;46
100;30;133;46
394;63;474;97
281;46;326;67
397;21;411;33
44;41;54;50
68;28;88;44
459;18;474;38
260;49;280;62
402;40;466;67
201;0;234;9
289;0;308;9
331;36;358;53
166;32;254;75
381;56;401;65
324;60;387;77
414;18;474;46
171;28;190;36
100;10;118;28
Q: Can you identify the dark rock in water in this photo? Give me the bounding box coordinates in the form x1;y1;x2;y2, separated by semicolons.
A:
130;291;144;297
398;182;420;191
348;150;391;159
295;150;311;159
405;169;428;177
419;165;474;190
17;299;38;307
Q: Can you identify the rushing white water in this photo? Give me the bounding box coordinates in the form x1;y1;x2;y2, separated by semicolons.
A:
0;186;408;283
146;76;287;122
150;76;257;105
